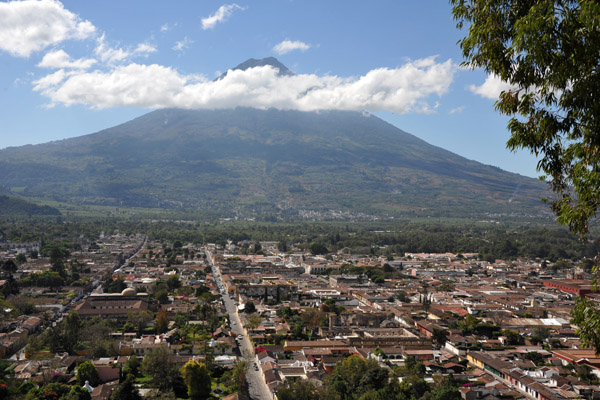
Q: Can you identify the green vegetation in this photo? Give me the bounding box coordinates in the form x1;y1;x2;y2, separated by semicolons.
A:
180;360;211;400
0;195;60;216
277;355;462;400
452;0;600;239
0;108;550;221
1;218;596;263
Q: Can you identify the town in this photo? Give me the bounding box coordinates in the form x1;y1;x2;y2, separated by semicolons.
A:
0;230;598;400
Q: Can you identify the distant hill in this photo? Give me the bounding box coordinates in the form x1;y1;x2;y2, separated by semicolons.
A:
0;195;60;216
0;106;548;220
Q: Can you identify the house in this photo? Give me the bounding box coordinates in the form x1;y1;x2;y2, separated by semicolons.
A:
257;350;276;365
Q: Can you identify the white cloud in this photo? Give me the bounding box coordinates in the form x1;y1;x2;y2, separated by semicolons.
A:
94;34;128;64
38;49;96;69
449;106;465;114
94;34;156;64
34;57;457;113
172;37;193;52
134;43;157;56
0;0;95;57
273;40;311;55
201;4;245;30
160;22;179;32
469;74;517;100
33;68;71;91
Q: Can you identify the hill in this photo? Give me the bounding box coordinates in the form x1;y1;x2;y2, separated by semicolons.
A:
0;195;61;216
0;106;548;220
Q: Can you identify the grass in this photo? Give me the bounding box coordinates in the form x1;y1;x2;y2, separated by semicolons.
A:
134;375;153;384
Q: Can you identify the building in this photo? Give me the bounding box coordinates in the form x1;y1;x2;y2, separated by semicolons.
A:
74;289;150;320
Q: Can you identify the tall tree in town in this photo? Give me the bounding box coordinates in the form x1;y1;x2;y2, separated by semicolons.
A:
110;374;142;400
142;347;178;391
227;360;249;396
180;360;211;400
451;0;600;352
76;361;100;386
155;310;169;334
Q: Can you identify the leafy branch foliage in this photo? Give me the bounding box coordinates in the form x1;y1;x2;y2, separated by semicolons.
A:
451;0;600;238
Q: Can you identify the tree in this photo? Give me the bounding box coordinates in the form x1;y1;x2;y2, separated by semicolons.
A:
76;361;100;386
226;360;248;396
48;311;82;354
66;385;91;400
451;1;600;239
0;274;19;297
431;374;461;400
110;374;141;400
174;314;188;329
245;313;262;330
141;347;177;391
309;241;328;255
50;247;66;277
432;328;448;347
278;380;321;400
2;259;17;273
127;310;153;335
180;360;211;400
277;240;288;252
326;355;389;400
437;279;455;292
244;300;256;314
39;383;71;399
531;326;550;345
155;289;169;304
155;310;169;334
396;290;409;303
166;275;181;291
523;351;546;365
104;275;127;293
123;355;141;377
300;308;327;328
502;329;525;345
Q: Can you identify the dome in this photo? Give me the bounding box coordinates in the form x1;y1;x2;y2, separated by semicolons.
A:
121;288;137;296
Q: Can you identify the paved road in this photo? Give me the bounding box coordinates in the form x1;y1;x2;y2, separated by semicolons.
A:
205;249;273;400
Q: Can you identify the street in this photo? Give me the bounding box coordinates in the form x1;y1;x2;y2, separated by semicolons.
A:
205;249;273;400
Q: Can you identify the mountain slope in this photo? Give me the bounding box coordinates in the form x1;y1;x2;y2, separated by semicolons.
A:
0;107;548;219
0;195;60;216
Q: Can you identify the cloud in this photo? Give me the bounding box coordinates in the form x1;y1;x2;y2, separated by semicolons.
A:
273;40;311;55
173;37;193;52
94;34;156;64
134;43;157;56
38;49;96;69
201;4;245;30
0;0;95;57
33;69;68;91
449;106;465;114
34;56;457;113
160;22;180;32
469;74;517;100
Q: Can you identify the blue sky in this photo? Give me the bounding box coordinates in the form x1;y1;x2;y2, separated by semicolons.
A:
0;0;540;177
